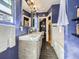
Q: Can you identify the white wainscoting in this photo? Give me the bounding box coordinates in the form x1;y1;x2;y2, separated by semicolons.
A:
0;24;16;53
51;24;64;59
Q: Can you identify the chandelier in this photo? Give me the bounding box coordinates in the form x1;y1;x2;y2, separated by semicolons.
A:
25;0;37;12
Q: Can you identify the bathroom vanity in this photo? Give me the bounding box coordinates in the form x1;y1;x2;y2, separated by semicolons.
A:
19;32;44;59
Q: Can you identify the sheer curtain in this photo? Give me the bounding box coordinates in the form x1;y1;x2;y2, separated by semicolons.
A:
57;0;69;33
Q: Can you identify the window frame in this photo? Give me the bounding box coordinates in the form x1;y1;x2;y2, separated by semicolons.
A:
0;0;14;23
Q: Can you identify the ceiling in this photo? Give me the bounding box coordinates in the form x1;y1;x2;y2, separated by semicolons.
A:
22;0;60;13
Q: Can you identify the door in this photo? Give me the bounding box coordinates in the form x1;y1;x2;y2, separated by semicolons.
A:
39;18;46;42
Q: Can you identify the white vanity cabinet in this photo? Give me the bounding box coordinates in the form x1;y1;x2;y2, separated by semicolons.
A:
51;24;64;59
19;32;43;59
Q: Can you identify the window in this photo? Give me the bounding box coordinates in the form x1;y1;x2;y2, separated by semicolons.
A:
0;0;13;23
3;0;12;5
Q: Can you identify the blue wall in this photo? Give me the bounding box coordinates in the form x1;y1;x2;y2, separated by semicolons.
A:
65;0;79;59
37;12;48;17
51;4;60;23
23;10;31;17
47;4;60;23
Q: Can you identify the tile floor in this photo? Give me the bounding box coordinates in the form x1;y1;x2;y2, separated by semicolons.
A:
40;42;58;59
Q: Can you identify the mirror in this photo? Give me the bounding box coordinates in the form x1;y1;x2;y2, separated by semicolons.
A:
21;0;31;27
23;17;29;27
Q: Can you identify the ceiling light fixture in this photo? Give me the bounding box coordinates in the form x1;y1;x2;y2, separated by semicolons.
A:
25;0;37;12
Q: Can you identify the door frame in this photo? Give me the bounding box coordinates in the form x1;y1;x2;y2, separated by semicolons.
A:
46;12;52;43
38;16;46;31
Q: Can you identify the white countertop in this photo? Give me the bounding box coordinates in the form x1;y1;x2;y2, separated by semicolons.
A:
19;32;44;41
